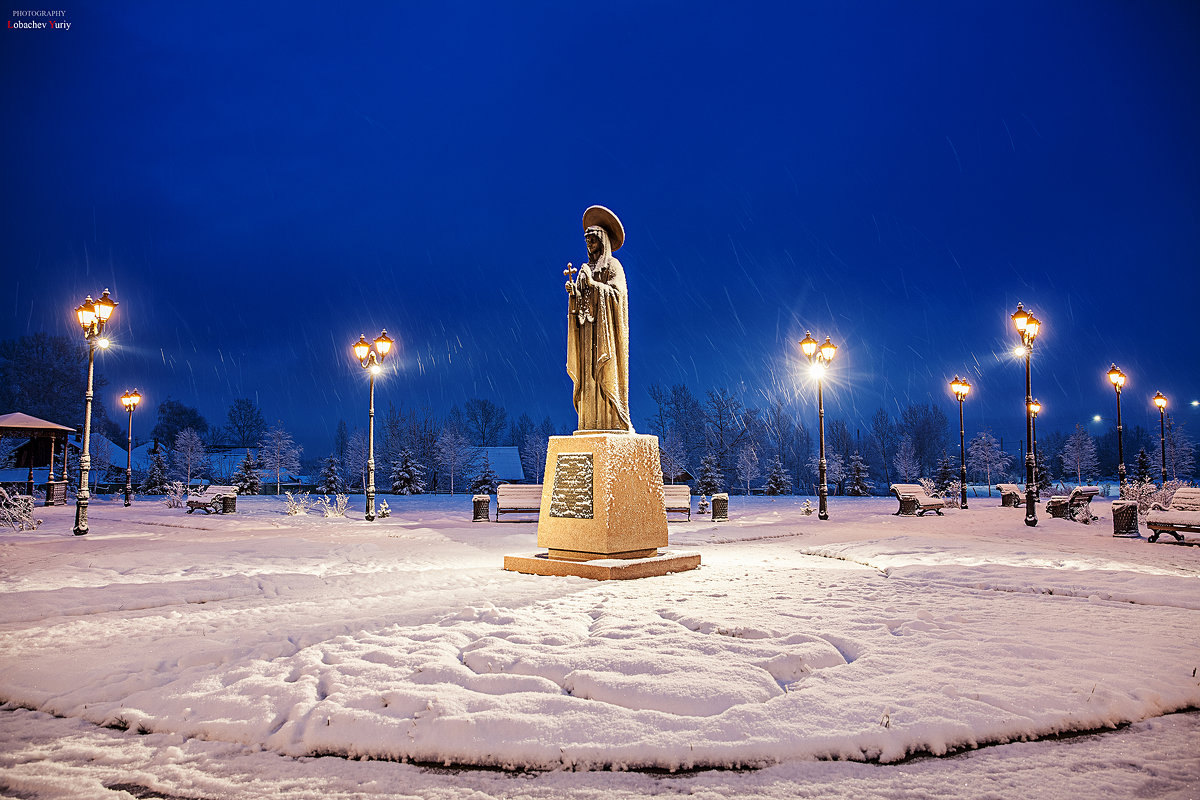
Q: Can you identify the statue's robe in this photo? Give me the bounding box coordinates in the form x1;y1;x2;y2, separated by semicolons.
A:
566;255;633;433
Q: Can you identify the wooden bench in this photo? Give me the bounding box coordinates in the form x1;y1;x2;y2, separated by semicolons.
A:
663;484;691;521
997;483;1024;507
186;485;237;514
495;484;543;521
1147;487;1200;543
1045;486;1099;523
890;483;945;516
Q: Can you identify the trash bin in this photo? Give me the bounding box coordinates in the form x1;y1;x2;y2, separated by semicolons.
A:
221;494;237;514
711;493;729;522
472;494;491;522
1111;500;1139;538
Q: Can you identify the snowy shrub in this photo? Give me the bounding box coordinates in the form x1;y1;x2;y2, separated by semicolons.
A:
316;493;349;518
377;499;391;519
164;482;187;508
0;487;41;531
284;491;312;516
942;481;962;509
1127;479;1193;516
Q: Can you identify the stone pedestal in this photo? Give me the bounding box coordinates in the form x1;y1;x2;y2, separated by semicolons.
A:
503;432;700;580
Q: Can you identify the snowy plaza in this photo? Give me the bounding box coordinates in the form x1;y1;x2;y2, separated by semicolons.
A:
1;494;1197;798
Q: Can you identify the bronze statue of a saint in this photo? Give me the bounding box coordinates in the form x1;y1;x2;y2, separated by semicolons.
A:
564;206;634;433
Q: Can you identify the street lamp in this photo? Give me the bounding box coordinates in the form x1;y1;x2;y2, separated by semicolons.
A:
799;331;837;520
73;289;117;535
1107;364;1127;496
120;389;141;507
1152;391;1167;484
950;376;971;509
352;330;393;521
1028;398;1041;498
1011;303;1040;526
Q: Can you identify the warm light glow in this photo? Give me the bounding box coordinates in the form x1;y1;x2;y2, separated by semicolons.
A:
97;338;110;349
950;376;971;400
122;389;142;410
76;297;96;329
1024;315;1040;340
375;329;394;359
1011;303;1029;333
1153;391;1167;410
1093;414;1103;422
810;362;826;379
819;337;837;362
369;363;382;375
1192;400;1199;408
1012;345;1028;358
799;331;818;359
94;289;117;322
353;334;370;362
1028;399;1041;416
1107;363;1126;389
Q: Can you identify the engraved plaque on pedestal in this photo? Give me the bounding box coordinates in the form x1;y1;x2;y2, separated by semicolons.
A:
549;453;593;519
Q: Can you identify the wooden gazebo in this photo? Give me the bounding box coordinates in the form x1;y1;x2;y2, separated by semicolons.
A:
0;412;75;504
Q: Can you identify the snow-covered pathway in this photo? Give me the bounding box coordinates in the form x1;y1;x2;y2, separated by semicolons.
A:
1;495;1198;797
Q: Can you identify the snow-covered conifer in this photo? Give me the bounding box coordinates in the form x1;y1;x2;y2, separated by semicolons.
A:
764;454;792;495
696;451;724;496
233;450;261;496
1060;424;1099;484
470;453;500;495
172;428;208;488
846;451;873;496
893;435;920;482
390;448;426;495
736;444;759;495
317;454;344;495
139;447;171;495
967;431;1012;495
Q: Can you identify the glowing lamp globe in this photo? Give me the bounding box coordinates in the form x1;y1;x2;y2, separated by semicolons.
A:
76;297;97;329
374;330;394;359
820;337;837;362
1028;399;1041;416
1153;392;1167;410
1011;303;1029;333
353;334;371;362
1107;364;1126;389
799;332;818;359
94;289;117;322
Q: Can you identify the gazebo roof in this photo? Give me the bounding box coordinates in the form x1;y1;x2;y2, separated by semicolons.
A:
0;412;76;437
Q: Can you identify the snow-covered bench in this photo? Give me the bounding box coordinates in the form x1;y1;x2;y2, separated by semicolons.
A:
1045;486;1099;523
890;484;945;516
186;485;237;514
495;484;543;521
662;484;691;521
1147;487;1200;543
997;483;1024;507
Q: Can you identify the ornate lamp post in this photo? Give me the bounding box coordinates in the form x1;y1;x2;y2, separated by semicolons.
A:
799;331;837;520
352;330;393;521
950;376;971;509
1028;398;1041;498
1152;391;1167;483
120;389;141;507
1011;303;1040;526
1107;364;1127;496
73;289;117;536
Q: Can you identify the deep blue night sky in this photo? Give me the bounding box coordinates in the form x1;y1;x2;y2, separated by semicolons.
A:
3;1;1198;454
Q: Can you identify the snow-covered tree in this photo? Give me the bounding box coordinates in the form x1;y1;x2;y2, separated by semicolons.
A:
436;427;478;494
696;451;724;496
139;447;171;494
764;454;792;495
522;431;549;483
1135;448;1152;484
735;444;759;494
259;424;301;495
316;453;344;494
1060;424;1099;484
88;436;114;492
967;431;1012;496
390;448;426;494
0;486;41;531
893;435;920;482
1162;417;1195;480
470;453;500;495
933;452;956;496
172;428;208;487
345;429;368;492
846;451;873;496
232;449;261;495
224;398;266;448
659;433;687;485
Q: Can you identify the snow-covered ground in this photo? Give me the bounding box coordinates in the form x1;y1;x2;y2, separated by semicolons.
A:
1;493;1197;799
